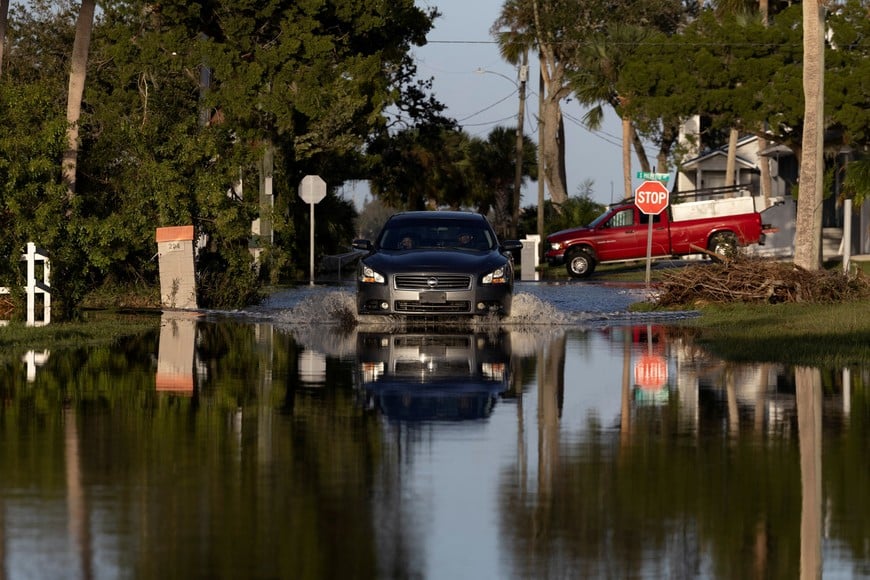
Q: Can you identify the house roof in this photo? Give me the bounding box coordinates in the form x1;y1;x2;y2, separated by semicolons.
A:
681;149;756;170
681;134;761;169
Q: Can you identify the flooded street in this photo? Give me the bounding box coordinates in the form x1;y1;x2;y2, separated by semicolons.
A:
1;282;867;579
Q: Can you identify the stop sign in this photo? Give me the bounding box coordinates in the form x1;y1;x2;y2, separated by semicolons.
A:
299;174;327;204
634;180;670;215
634;354;668;390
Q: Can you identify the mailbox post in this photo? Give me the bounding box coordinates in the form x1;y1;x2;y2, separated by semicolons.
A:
156;226;197;309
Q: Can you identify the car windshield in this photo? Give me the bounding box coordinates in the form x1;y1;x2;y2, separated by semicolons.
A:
587;209;612;228
378;219;496;251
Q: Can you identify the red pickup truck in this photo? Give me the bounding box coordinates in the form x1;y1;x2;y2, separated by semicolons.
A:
545;197;766;278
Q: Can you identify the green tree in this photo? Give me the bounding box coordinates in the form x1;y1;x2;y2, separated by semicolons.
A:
0;0;442;311
496;0;688;206
367;125;469;211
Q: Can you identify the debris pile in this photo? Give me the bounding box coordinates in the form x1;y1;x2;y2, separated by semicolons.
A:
655;255;870;306
0;296;13;318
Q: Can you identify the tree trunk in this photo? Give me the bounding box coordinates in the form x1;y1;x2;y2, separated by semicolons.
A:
0;0;8;79
540;89;568;206
725;127;739;190
794;1;826;270
532;3;569;209
62;0;97;205
757;135;773;207
631;124;651;174
757;0;773;208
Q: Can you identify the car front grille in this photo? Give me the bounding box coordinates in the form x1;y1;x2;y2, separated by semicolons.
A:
395;360;472;375
394;275;472;290
395;300;472;313
393;336;471;348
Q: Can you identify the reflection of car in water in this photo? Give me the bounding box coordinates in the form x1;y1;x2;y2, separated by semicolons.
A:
357;330;511;421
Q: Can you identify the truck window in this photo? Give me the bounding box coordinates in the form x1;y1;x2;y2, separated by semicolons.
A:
607;209;634;228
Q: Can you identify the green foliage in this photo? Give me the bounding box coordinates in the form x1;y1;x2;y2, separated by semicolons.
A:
518;192;605;239
367;126;470;210
841;157;870;207
619;1;870;168
0;0;440;310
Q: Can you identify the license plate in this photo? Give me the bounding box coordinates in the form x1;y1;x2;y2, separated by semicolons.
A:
419;291;447;304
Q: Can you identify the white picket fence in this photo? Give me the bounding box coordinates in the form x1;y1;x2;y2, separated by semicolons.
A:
0;242;51;326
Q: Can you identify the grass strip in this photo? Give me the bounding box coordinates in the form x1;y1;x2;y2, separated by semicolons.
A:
676;300;870;367
0;312;160;357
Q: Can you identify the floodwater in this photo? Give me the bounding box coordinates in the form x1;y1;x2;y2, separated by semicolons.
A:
0;282;867;579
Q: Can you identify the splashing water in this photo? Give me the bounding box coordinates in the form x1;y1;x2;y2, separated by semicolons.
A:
274;290;358;327
270;289;581;328
259;286;697;330
503;292;573;325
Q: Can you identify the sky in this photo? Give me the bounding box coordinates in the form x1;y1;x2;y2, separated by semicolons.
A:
411;0;633;207
341;0;635;210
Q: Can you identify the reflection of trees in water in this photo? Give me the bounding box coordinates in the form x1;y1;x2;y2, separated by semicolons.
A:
0;320;414;579
498;330;867;579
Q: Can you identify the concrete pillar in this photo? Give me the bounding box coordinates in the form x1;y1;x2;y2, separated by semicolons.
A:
520;235;540;280
156;226;198;309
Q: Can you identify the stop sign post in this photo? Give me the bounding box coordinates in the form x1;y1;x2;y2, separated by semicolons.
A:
634;180;670;287
299;175;327;285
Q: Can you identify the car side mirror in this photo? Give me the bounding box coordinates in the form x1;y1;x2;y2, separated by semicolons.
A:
500;240;523;252
352;239;373;252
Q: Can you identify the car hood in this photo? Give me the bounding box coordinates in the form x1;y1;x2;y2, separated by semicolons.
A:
363;249;508;274
547;225;591;242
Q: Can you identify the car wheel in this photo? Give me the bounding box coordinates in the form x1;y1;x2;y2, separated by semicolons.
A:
565;248;596;279
709;232;738;257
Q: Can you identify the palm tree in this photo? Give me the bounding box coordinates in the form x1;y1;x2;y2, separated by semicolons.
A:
494;0;571;208
570;24;654;201
466;127;537;239
794;0;826;270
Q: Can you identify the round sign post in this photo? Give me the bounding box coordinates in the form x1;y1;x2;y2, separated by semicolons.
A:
634;180;670;288
299;175;327;285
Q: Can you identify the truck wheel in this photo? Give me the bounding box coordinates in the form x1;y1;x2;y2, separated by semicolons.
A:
565;248;596;278
709;232;738;257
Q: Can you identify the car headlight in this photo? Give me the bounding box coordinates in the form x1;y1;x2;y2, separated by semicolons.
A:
359;265;385;284
482;266;508;285
550;241;562;251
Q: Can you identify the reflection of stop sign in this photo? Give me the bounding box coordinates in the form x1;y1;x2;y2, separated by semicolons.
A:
634;354;668;390
634;180;670;215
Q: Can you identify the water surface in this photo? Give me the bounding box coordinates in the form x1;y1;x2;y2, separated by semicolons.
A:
0;283;866;579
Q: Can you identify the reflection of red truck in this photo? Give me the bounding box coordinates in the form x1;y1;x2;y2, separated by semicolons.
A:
545;195;766;278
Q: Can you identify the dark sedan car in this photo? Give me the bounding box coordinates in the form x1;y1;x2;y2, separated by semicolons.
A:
352;211;522;316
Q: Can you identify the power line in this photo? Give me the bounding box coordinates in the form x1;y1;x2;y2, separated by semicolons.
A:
456;89;518;122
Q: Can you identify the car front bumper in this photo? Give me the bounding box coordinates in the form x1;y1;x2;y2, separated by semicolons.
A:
358;278;513;316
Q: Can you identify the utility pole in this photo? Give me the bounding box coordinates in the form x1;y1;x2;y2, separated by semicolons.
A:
511;50;528;239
